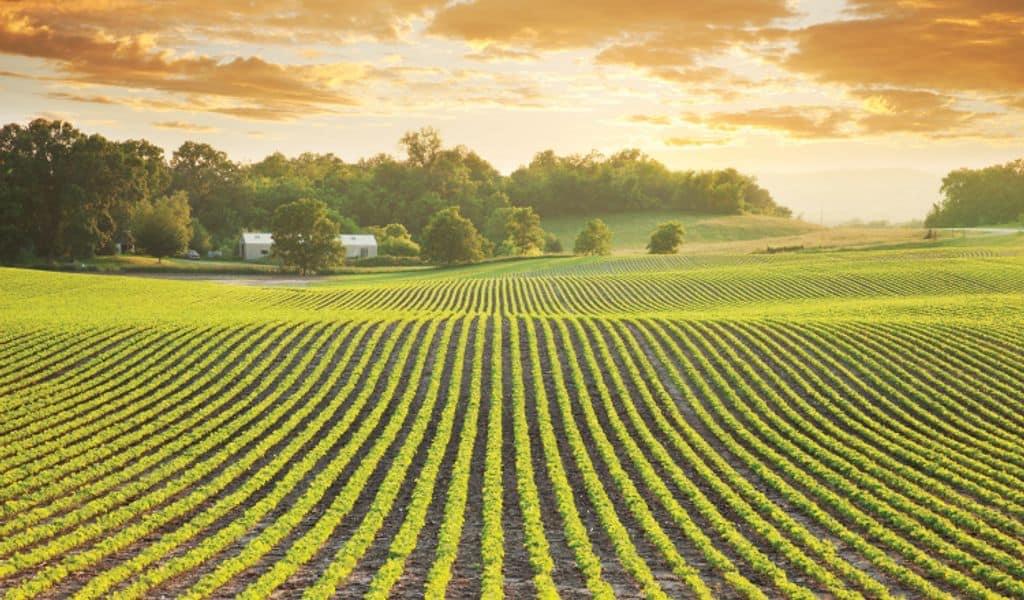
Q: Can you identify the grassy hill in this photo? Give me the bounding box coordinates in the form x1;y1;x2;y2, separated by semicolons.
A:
541;211;823;253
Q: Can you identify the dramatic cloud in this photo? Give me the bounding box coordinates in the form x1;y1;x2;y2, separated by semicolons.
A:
1;0;1021;151
787;1;1024;93
0;9;364;119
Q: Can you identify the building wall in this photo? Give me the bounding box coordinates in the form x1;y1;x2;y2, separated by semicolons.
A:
242;242;273;261
242;242;377;260
345;245;378;259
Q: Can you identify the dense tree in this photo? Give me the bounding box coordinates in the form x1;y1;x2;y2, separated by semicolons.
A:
0;119;158;261
574;219;612;256
133;192;191;262
421;207;486;265
1;118;787;263
270;198;344;275
647;221;686;254
169;141;243;243
926;159;1024;227
508;149;787;218
190;218;213;254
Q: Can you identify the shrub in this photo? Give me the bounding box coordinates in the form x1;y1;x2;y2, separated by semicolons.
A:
574;219;612;256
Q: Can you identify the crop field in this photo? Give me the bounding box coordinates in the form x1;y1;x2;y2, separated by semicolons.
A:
2;236;1024;599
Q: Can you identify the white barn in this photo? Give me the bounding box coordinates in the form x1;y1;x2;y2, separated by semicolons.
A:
239;232;378;261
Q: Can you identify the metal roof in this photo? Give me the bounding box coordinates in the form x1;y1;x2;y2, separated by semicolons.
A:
241;232;377;246
241;232;274;244
338;234;377;246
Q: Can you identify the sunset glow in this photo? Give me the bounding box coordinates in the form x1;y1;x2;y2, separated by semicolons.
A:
2;1;1021;221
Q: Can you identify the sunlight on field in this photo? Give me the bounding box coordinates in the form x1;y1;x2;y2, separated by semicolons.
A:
2;235;1024;598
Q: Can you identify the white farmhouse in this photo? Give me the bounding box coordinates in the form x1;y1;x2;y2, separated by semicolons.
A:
239;232;378;261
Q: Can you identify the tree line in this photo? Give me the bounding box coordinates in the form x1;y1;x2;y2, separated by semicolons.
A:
0;118;789;263
925;159;1024;227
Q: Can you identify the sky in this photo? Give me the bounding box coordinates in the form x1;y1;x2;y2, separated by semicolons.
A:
1;0;1022;222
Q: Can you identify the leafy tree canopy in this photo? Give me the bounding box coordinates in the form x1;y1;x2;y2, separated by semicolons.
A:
270;198;344;275
133;191;191;262
421;206;485;265
925;159;1024;227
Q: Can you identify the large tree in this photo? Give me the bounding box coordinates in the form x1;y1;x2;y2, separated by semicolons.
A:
270;198;344;275
133;192;191;262
421;206;486;265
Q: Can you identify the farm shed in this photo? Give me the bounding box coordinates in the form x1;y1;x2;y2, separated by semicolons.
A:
239;232;378;260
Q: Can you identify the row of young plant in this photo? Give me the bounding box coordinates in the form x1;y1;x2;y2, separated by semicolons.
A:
237;258;1024;317
597;318;898;598
574;317;878;599
623;319;950;598
224;318;452;599
822;323;1024;461
0;322;305;545
0;321;347;596
731;321;1023;520
0;326;139;399
675;320;1024;595
0;322;223;453
0;326;174;431
0;323;258;499
80;319;410;599
549;317;742;600
514;315;617;598
760;322;1024;508
0;323;205;431
643;317;1021;599
700;321;1024;564
532;316;676;600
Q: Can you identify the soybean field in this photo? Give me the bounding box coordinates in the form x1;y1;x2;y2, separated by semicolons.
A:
2;236;1024;599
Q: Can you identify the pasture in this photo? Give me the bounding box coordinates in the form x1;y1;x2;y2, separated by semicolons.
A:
2;235;1024;598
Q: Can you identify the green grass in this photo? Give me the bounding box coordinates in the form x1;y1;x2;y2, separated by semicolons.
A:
541;211;822;253
2;234;1024;598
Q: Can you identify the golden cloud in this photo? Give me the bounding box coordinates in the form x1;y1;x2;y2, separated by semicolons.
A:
852;89;987;134
693;106;853;139
153;120;219;133
429;0;790;48
787;1;1024;93
685;91;990;140
0;9;363;120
